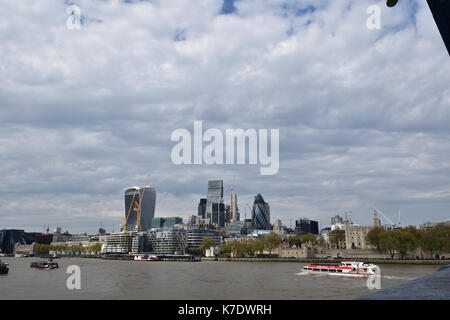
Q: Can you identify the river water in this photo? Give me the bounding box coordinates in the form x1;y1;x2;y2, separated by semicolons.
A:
0;257;439;300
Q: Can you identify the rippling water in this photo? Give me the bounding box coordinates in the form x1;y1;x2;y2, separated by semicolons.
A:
0;257;439;300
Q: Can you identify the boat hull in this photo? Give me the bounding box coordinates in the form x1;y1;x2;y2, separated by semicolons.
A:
302;261;379;277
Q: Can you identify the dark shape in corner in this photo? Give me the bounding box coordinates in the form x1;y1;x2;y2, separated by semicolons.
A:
387;0;450;56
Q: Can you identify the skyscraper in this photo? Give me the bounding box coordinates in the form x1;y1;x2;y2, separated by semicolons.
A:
212;202;225;228
206;180;225;228
230;188;239;221
251;194;271;230
124;186;156;231
198;198;207;219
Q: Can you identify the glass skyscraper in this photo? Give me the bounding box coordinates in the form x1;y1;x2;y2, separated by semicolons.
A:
198;198;207;219
206;180;225;228
124;186;156;231
251;193;271;230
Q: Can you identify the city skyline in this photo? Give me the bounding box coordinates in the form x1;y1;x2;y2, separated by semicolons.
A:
2;178;447;235
1;0;450;234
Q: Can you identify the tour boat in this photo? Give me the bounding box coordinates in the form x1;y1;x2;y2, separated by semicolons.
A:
302;261;379;277
134;254;159;261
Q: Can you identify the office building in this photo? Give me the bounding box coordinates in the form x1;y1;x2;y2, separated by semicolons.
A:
163;217;183;228
331;215;344;225
124;186;156;231
148;229;186;254
185;229;221;255
211;202;226;228
101;232;133;254
206;180;225;228
225;220;246;235
151;217;164;229
151;217;183;229
198;198;207;219
294;218;319;235
331;214;345;231
251;194;271;230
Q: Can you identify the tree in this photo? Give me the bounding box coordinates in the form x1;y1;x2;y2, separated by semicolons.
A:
366;226;385;252
421;223;450;258
329;229;345;249
392;228;418;259
287;235;301;247
301;233;316;244
253;238;266;255
220;242;232;256
380;230;397;259
316;237;325;246
264;233;282;254
200;237;216;252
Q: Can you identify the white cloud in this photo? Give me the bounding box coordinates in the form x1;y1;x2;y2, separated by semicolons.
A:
0;0;449;233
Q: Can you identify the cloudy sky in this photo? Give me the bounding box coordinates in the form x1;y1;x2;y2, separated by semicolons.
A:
0;0;449;234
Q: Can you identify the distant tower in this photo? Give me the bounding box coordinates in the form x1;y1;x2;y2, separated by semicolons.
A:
230;188;239;221
373;209;381;227
273;219;284;236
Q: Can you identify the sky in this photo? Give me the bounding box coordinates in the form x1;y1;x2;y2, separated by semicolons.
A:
0;0;449;234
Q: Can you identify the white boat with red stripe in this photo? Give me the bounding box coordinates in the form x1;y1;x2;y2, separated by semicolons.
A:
302;261;380;277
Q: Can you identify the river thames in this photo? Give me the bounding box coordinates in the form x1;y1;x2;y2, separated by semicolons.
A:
0;257;439;300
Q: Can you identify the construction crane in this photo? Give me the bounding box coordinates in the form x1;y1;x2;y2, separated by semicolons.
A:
374;207;399;230
135;175;150;231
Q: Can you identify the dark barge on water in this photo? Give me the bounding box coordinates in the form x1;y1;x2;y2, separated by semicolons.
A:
0;260;9;274
30;259;59;269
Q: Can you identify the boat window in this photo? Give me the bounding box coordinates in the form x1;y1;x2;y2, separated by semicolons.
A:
337;269;342;273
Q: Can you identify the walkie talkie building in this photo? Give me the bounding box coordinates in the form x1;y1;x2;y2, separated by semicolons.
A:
124;186;156;231
251;193;271;230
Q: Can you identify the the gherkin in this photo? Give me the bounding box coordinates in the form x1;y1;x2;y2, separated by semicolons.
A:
251;194;270;230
